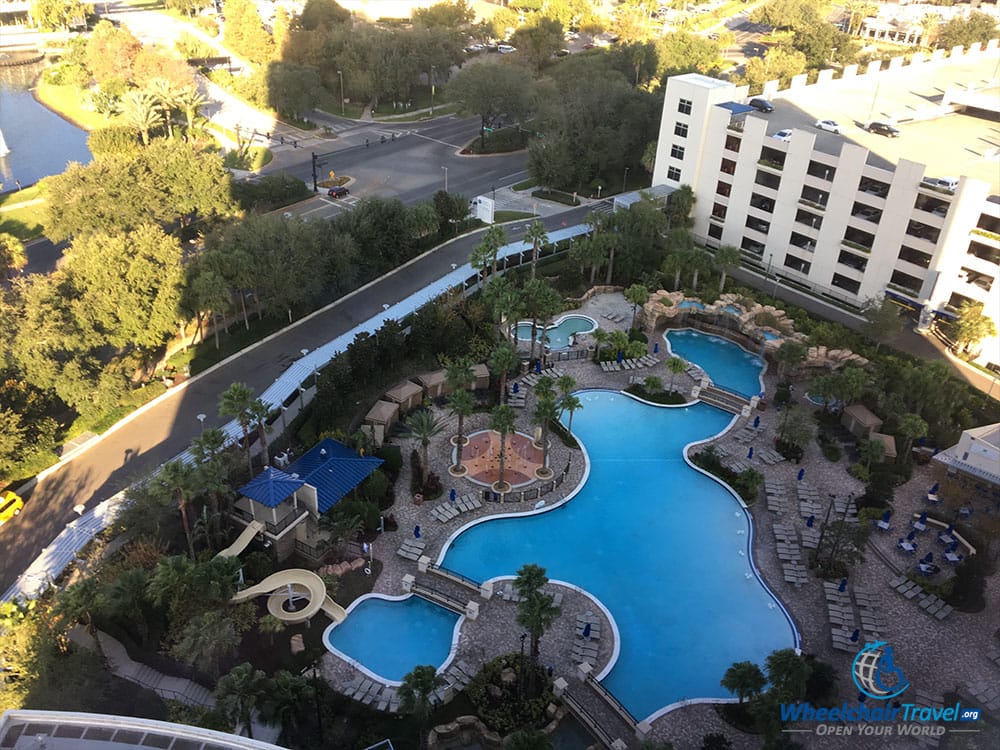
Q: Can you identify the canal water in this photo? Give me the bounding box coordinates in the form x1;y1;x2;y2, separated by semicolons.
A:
0;61;92;189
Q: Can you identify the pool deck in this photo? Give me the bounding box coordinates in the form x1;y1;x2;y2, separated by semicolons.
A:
317;291;1000;749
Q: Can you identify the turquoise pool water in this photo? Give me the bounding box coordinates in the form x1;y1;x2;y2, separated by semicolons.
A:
762;331;782;341
442;391;796;720
665;329;764;398
515;314;597;350
324;595;460;682
678;300;706;310
722;305;743;316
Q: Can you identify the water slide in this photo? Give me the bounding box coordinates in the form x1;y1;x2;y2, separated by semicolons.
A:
230;568;347;625
214;521;266;558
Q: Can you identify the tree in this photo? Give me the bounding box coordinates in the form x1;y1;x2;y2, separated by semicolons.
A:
532;393;559;475
470;225;507;281
216;663;270;739
664;184;696;230
413;0;474;28
776;405;814;454
750;0;823;30
246;399;273;468
592;327;610;362
861;296;903;353
446;64;536;149
146;78;180;139
895;412;928;462
569;236;606;286
525;221;549;281
505;729;553;750
773;341;807;381
28;0;90;31
765;648;811;703
509;15;564;71
937;12;999;50
103;568;152;645
489;404;518;491
513;563;560;697
624;283;649;330
684;245;711;291
742;46;807;92
117;89;161;146
559;393;583;433
857;437;885;471
260;670;314;740
175;86;209;131
219;382;256;476
714;245;741;293
831;365;870;406
299;0;351;30
0;233;27;279
523;278;563;364
490;343;520;404
666;356;686;392
405;410;446;486
720;660;766;704
53;578;104;655
399;665;445;749
448;387;474;474
153;460;198;559
953;301;997;356
171;610;242;679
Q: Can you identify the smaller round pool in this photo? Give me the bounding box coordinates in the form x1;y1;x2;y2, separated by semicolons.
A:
324;595;460;683
514;314;597;350
762;331;782;342
678;300;706;310
805;392;841;409
722;304;743;316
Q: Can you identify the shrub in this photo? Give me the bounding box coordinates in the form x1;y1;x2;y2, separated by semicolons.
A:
423;472;443;499
361;469;391;508
466;654;554;734
87;126;142;157
409;449;423;494
375;445;402;479
947;554;987;612
847;463;869;482
625;384;687;405
820;442;842;462
773;383;791;407
731;468;764;503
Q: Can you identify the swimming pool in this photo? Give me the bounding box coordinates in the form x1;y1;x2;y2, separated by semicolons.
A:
722;305;743;316
665;329;765;398
762;331;782;342
324;595;461;684
678;300;706;310
514;314;597;350
442;391;796;720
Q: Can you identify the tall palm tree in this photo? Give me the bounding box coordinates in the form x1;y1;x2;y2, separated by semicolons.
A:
260;670;313;740
154;460;198;559
175;85;209;131
216;663;270;739
525;220;548;280
489;343;519;404
896;412;928;462
117;89;160;146
448;388;474;474
684;246;711;291
720;660;766;704
624;283;649;330
0;232;27;279
53;578;104;656
405;410;446;487
559;393;583;433
470;224;507;281
662;229;694;290
592;327;610;362
489;404;517;491
399;665;445;749
146;77;179;138
104;567;152;645
569;235;606;286
172;610;241;680
445;356;475;392
513;563;560;697
523;279;562;364
219;382;256;476
666;356;687;392
246;399;272;468
146;554;197;618
555;374;576;408
714;244;742;293
532;393;559;475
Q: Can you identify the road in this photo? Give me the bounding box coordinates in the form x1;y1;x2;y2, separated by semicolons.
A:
0;202;594;593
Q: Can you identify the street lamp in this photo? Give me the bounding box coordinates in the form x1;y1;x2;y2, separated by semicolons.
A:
430;66;435;116
442;166;448;193
196;413;206;433
622;166;630;195
337;70;344;117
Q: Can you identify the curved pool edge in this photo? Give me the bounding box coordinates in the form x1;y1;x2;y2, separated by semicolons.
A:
513;313;599;349
322;593;465;687
662;327;769;398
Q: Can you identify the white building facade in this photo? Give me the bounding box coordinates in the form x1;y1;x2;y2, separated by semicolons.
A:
651;50;1000;369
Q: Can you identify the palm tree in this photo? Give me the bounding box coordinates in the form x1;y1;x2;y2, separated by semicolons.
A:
954;301;997;355
0;232;27;279
857;438;885;471
146;554;198;618
525;220;548;280
219;382;256;476
53;578;104;656
399;665;445;749
405;410;446;487
146;77;179;138
260;670;313;740
896;412;928;462
171;610;241;680
555;374;575;398
175;85;209;131
643;375;663;392
489;404;517;491
609;329;630;361
662;229;694;290
666;356;686;392
448;387;474;474
764;649;811;703
117;89;160;146
685;246;711;291
104;567;152;645
246;399;273;468
720;660;766;704
504;729;553;750
489;343;520;404
592;327;610;362
714;244;742;293
559;393;582;433
216;662;270;739
445;356;475;392
154;460;198;559
524;279;563;364
513;563;560;697
470;224;506;281
624;283;649;331
569;235;606;286
532;393;558;476
774;341;807;381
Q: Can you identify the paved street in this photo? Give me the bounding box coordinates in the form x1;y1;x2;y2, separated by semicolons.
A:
0;203;595;593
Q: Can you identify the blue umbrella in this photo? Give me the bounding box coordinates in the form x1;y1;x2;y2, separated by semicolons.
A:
535;360;542;373
653;342;659;354
747;447;754;459
919;512;927;522
947;541;958;553
753;415;760;428
797;468;805;481
414;525;421;539
582;622;592;640
881;510;892;522
759;391;766;399
944;524;953;534
924;552;934;563
806;515;814;527
907;531;916;541
513;382;520;394
930;482;940;494
850;629;860;642
617;351;624;364
450;489;457;502
838;578;847;592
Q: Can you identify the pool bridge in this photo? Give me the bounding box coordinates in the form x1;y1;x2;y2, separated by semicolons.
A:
697;384;752;415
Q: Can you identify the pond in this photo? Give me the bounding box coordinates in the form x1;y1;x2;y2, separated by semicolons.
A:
0;62;92;189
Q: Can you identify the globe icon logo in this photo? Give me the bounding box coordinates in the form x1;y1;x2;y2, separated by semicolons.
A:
852;641;910;700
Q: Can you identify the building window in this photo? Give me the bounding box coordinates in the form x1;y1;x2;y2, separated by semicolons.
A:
831;273;861;295
960;267;994;293
967;241;1000;264
670;144;685;160
789;232;816;252
712;203;728;220
800;185;828;208
795;209;822;229
716;181;731;197
891;270;922;295
977;213;1000;234
667;166;682;181
858;176;890;198
720;158;737;175
741;237;765;255
678;98;692;115
746;216;770;234
724;134;741;153
838;250;868;272
843;226;875;252
750;193;775;213
784;254;811;274
674;122;688;138
708;223;723;240
807;161;836;181
851;202;883;224
907;220;940;243
754;171;781;190
899;245;933;268
914;195;949;217
758;146;785;170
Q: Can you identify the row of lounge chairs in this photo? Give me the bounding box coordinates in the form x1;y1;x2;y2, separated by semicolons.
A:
432;660;478;706
731;424;765;444
852;585;887;637
824;581;860;652
341;675;400;712
774;522;808;586
571;612;601;666
396;538;426;561
601;312;627;324
497;582;564;607
520;367;567;387
888;575;953;620
430;493;482;522
600;355;659;372
765;480;789;515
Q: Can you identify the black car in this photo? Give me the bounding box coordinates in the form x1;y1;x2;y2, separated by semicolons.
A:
748;98;774;113
328;186;350;198
867;122;900;138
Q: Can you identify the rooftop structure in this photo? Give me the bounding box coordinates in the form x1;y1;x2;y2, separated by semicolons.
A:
651;46;1000;370
934;422;1000;485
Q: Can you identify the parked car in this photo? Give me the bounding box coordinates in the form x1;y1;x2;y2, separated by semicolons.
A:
555;48;570;57
867;121;900;137
814;119;842;134
924;176;959;192
465;43;485;53
771;129;793;143
498;44;517;54
0;490;23;525
327;186;350;198
583;43;597;49
748;98;774;113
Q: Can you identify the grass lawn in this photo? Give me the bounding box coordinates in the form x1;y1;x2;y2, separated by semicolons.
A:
0;184;46;240
494;210;536;222
35;81;114;132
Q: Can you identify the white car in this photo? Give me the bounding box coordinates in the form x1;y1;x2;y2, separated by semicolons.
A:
771;129;793;143
498;44;517;54
815;119;842;134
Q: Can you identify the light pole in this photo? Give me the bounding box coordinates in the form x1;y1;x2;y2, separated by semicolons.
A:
337;70;344;117
442;166;448;193
430;65;435;115
622;166;630;194
280;405;288;433
196;413;206;433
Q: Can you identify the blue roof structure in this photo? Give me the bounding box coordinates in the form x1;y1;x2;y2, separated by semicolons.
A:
718;102;753;115
238;467;307;508
284;438;384;513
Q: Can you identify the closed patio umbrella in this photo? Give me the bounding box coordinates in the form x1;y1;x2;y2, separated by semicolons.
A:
747;447;754;459
907;531;916;541
838;578;847;592
930;482;940;494
806;516;814;527
850;629;860;642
